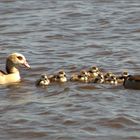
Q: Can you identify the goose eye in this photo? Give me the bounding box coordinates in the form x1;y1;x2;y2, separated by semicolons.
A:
17;56;23;60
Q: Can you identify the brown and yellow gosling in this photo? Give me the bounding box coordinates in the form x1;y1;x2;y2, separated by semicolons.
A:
36;74;50;86
117;71;129;84
49;70;67;83
70;70;90;82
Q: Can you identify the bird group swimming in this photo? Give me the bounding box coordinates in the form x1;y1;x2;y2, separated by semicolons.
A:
36;66;129;87
36;70;67;86
0;52;140;90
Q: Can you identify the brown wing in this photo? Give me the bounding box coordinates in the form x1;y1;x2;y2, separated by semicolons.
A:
0;70;7;76
129;75;140;81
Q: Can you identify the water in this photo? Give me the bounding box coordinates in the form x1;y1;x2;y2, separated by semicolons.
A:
0;0;140;139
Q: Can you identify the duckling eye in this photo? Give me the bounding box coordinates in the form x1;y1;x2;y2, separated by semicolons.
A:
17;56;23;60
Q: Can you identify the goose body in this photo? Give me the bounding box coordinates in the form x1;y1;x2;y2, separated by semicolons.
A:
0;53;30;84
123;75;140;90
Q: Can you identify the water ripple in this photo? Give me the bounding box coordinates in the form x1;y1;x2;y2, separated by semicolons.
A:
0;0;140;140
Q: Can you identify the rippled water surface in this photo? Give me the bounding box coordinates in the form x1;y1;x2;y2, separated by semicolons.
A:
0;0;140;140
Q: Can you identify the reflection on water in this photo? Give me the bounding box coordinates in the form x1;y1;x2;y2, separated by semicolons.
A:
0;0;140;139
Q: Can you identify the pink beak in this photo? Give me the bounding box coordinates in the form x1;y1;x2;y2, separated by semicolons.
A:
23;61;31;68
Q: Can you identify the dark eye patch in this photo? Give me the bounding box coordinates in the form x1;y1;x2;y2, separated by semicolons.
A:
59;71;63;74
17;56;23;60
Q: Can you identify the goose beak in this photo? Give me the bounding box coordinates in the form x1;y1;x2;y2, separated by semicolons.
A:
23;61;31;68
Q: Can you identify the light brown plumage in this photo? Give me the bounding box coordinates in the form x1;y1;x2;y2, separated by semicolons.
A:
0;53;30;84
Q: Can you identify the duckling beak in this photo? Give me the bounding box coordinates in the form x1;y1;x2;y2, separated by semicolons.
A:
23;61;31;68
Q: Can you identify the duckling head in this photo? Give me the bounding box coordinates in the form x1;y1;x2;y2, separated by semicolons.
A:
104;72;115;79
91;66;99;72
57;70;67;82
57;70;67;77
80;70;90;77
88;67;100;78
122;71;129;77
40;74;49;81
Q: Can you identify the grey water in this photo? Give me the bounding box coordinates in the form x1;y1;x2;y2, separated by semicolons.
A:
0;0;140;140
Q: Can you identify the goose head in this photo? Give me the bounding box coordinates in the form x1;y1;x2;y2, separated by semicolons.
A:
58;70;66;77
57;70;67;82
80;70;90;77
6;53;30;73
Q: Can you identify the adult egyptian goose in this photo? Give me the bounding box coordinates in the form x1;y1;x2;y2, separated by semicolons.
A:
0;52;30;84
123;75;140;90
